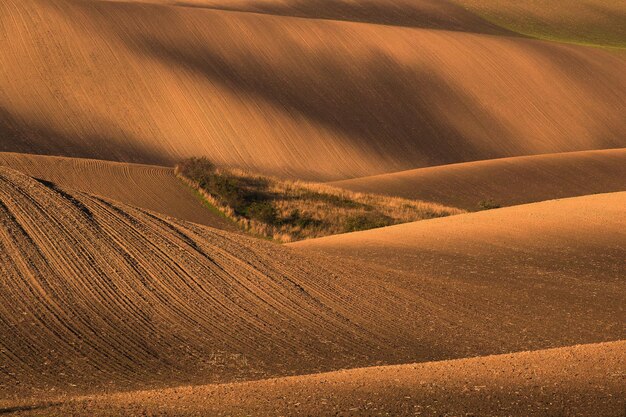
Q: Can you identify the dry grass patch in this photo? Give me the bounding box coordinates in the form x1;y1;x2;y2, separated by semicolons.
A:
176;158;464;242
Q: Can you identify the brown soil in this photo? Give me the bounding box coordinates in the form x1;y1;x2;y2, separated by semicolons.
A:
0;1;624;415
291;191;626;279
0;152;235;229
329;149;626;210
1;0;624;179
9;341;624;417
0;168;623;409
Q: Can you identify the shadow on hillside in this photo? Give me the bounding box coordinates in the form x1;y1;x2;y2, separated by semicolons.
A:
65;0;626;175
0;402;61;415
508;40;625;150
0;107;169;165
174;0;517;36
583;3;626;47
127;36;511;169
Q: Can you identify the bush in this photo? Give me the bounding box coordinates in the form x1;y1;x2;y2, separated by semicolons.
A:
283;209;319;229
208;174;247;212
299;191;365;208
477;199;501;210
176;157;463;242
344;212;392;232
178;157;215;180
246;201;278;224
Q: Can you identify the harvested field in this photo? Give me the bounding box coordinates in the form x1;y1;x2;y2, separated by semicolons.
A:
95;0;626;49
1;0;624;415
292;191;626;278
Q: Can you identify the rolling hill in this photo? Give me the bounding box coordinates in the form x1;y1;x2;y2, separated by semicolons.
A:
329;149;626;210
291;191;626;277
291;192;626;349
1;1;624;415
15;340;624;417
460;0;626;48
138;0;517;35
1;167;623;405
1;0;624;179
100;0;626;49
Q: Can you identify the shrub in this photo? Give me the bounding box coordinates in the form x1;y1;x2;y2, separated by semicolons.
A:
477;199;501;210
299;191;365;208
344;212;392;233
246;201;278;224
177;157;215;179
284;209;319;229
208;174;247;212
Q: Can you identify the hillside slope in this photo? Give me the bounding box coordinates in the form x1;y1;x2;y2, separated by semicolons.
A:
1;0;624;179
291;192;626;353
0;152;234;229
292;191;626;277
329;149;626;210
18;341;625;417
1;168;624;402
0;166;406;399
102;0;626;49
135;0;516;34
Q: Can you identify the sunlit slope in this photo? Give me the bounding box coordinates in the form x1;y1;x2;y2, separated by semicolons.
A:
329;149;626;210
1;168;623;402
0;152;234;229
23;341;626;417
292;191;626;276
291;193;626;349
1;0;625;179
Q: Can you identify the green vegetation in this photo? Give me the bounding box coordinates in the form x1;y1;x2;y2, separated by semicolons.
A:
460;1;626;50
176;158;464;242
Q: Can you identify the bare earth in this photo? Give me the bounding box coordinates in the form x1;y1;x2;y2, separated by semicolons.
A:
1;0;625;179
0;0;625;415
329;149;626;210
0;152;234;229
291;191;626;278
10;341;625;417
0;168;624;414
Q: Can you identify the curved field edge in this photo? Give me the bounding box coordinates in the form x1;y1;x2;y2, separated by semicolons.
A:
0;166;412;398
7;340;625;417
328;149;626;210
290;191;626;276
122;0;626;49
